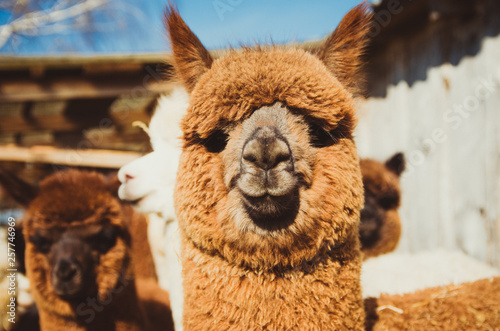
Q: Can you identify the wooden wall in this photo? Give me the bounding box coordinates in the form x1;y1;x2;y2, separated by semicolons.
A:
356;0;500;267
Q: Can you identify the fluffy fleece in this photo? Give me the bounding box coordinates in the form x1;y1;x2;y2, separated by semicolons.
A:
365;277;500;330
167;3;372;330
359;153;404;259
118;86;188;331
14;169;173;331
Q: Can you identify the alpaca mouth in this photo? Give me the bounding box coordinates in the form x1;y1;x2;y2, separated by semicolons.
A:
130;196;145;206
53;281;86;301
241;190;300;231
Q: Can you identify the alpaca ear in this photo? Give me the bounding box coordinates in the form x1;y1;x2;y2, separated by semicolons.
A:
385;152;405;177
0;168;38;207
164;4;213;93
313;2;373;94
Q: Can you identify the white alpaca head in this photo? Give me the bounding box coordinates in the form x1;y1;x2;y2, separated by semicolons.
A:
118;87;189;220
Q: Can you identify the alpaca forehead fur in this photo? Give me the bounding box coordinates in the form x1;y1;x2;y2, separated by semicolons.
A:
27;171;123;230
183;48;356;141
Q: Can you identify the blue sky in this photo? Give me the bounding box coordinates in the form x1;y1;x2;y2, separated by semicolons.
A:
0;0;363;56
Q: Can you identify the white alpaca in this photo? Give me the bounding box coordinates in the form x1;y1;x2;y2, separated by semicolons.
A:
118;86;188;331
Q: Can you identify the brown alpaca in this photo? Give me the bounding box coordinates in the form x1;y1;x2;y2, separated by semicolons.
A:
166;3;372;330
0;169;173;331
365;277;500;330
359;153;405;259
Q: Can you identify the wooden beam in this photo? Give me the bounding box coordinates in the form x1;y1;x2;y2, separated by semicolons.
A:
0;133;16;144
0;76;170;102
19;131;55;146
109;95;155;127
83;63;144;74
0;53;172;70
82;126;149;152
30;100;77;131
0;102;33;132
0;145;141;169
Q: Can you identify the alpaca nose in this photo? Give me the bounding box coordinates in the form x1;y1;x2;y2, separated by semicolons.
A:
242;126;292;171
117;166;135;184
54;258;79;282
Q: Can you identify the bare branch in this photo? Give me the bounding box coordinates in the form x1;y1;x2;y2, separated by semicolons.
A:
0;0;109;49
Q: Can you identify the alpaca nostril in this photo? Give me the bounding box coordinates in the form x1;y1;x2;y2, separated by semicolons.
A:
272;152;292;168
55;259;79;282
242;127;292;171
242;142;291;170
125;173;134;182
243;153;258;164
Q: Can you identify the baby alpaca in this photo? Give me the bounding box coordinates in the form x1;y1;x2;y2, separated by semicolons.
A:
0;169;174;331
359;153;405;259
167;3;372;330
118;86;188;331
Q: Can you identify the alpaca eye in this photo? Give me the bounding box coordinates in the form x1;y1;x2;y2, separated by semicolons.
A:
30;234;52;254
309;123;338;148
378;194;400;210
89;228;118;254
201;130;229;153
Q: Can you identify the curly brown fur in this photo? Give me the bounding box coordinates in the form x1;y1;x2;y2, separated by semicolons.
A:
366;277;500;330
167;3;373;330
360;153;405;259
1;169;173;331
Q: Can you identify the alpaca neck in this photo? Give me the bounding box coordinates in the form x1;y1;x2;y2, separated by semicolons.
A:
182;233;365;330
38;278;146;331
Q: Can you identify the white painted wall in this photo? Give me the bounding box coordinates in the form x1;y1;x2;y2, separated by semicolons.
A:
355;35;500;268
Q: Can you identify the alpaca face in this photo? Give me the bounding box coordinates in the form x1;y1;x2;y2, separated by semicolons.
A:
167;4;372;269
220;102;340;234
118;149;176;217
22;170;130;317
29;224;118;301
174;49;364;270
359;153;405;253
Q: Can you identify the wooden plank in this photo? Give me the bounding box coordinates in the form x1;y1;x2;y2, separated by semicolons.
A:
0;76;169;102
109;95;155;126
19;131;55;146
83;125;149;152
0;145;141;168
30;100;78;131
83;63;144;74
0;134;16;144
0;53;172;70
0;102;33;132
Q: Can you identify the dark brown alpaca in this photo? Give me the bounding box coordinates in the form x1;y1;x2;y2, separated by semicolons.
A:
166;3;372;330
0;169;173;331
359;153;405;259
